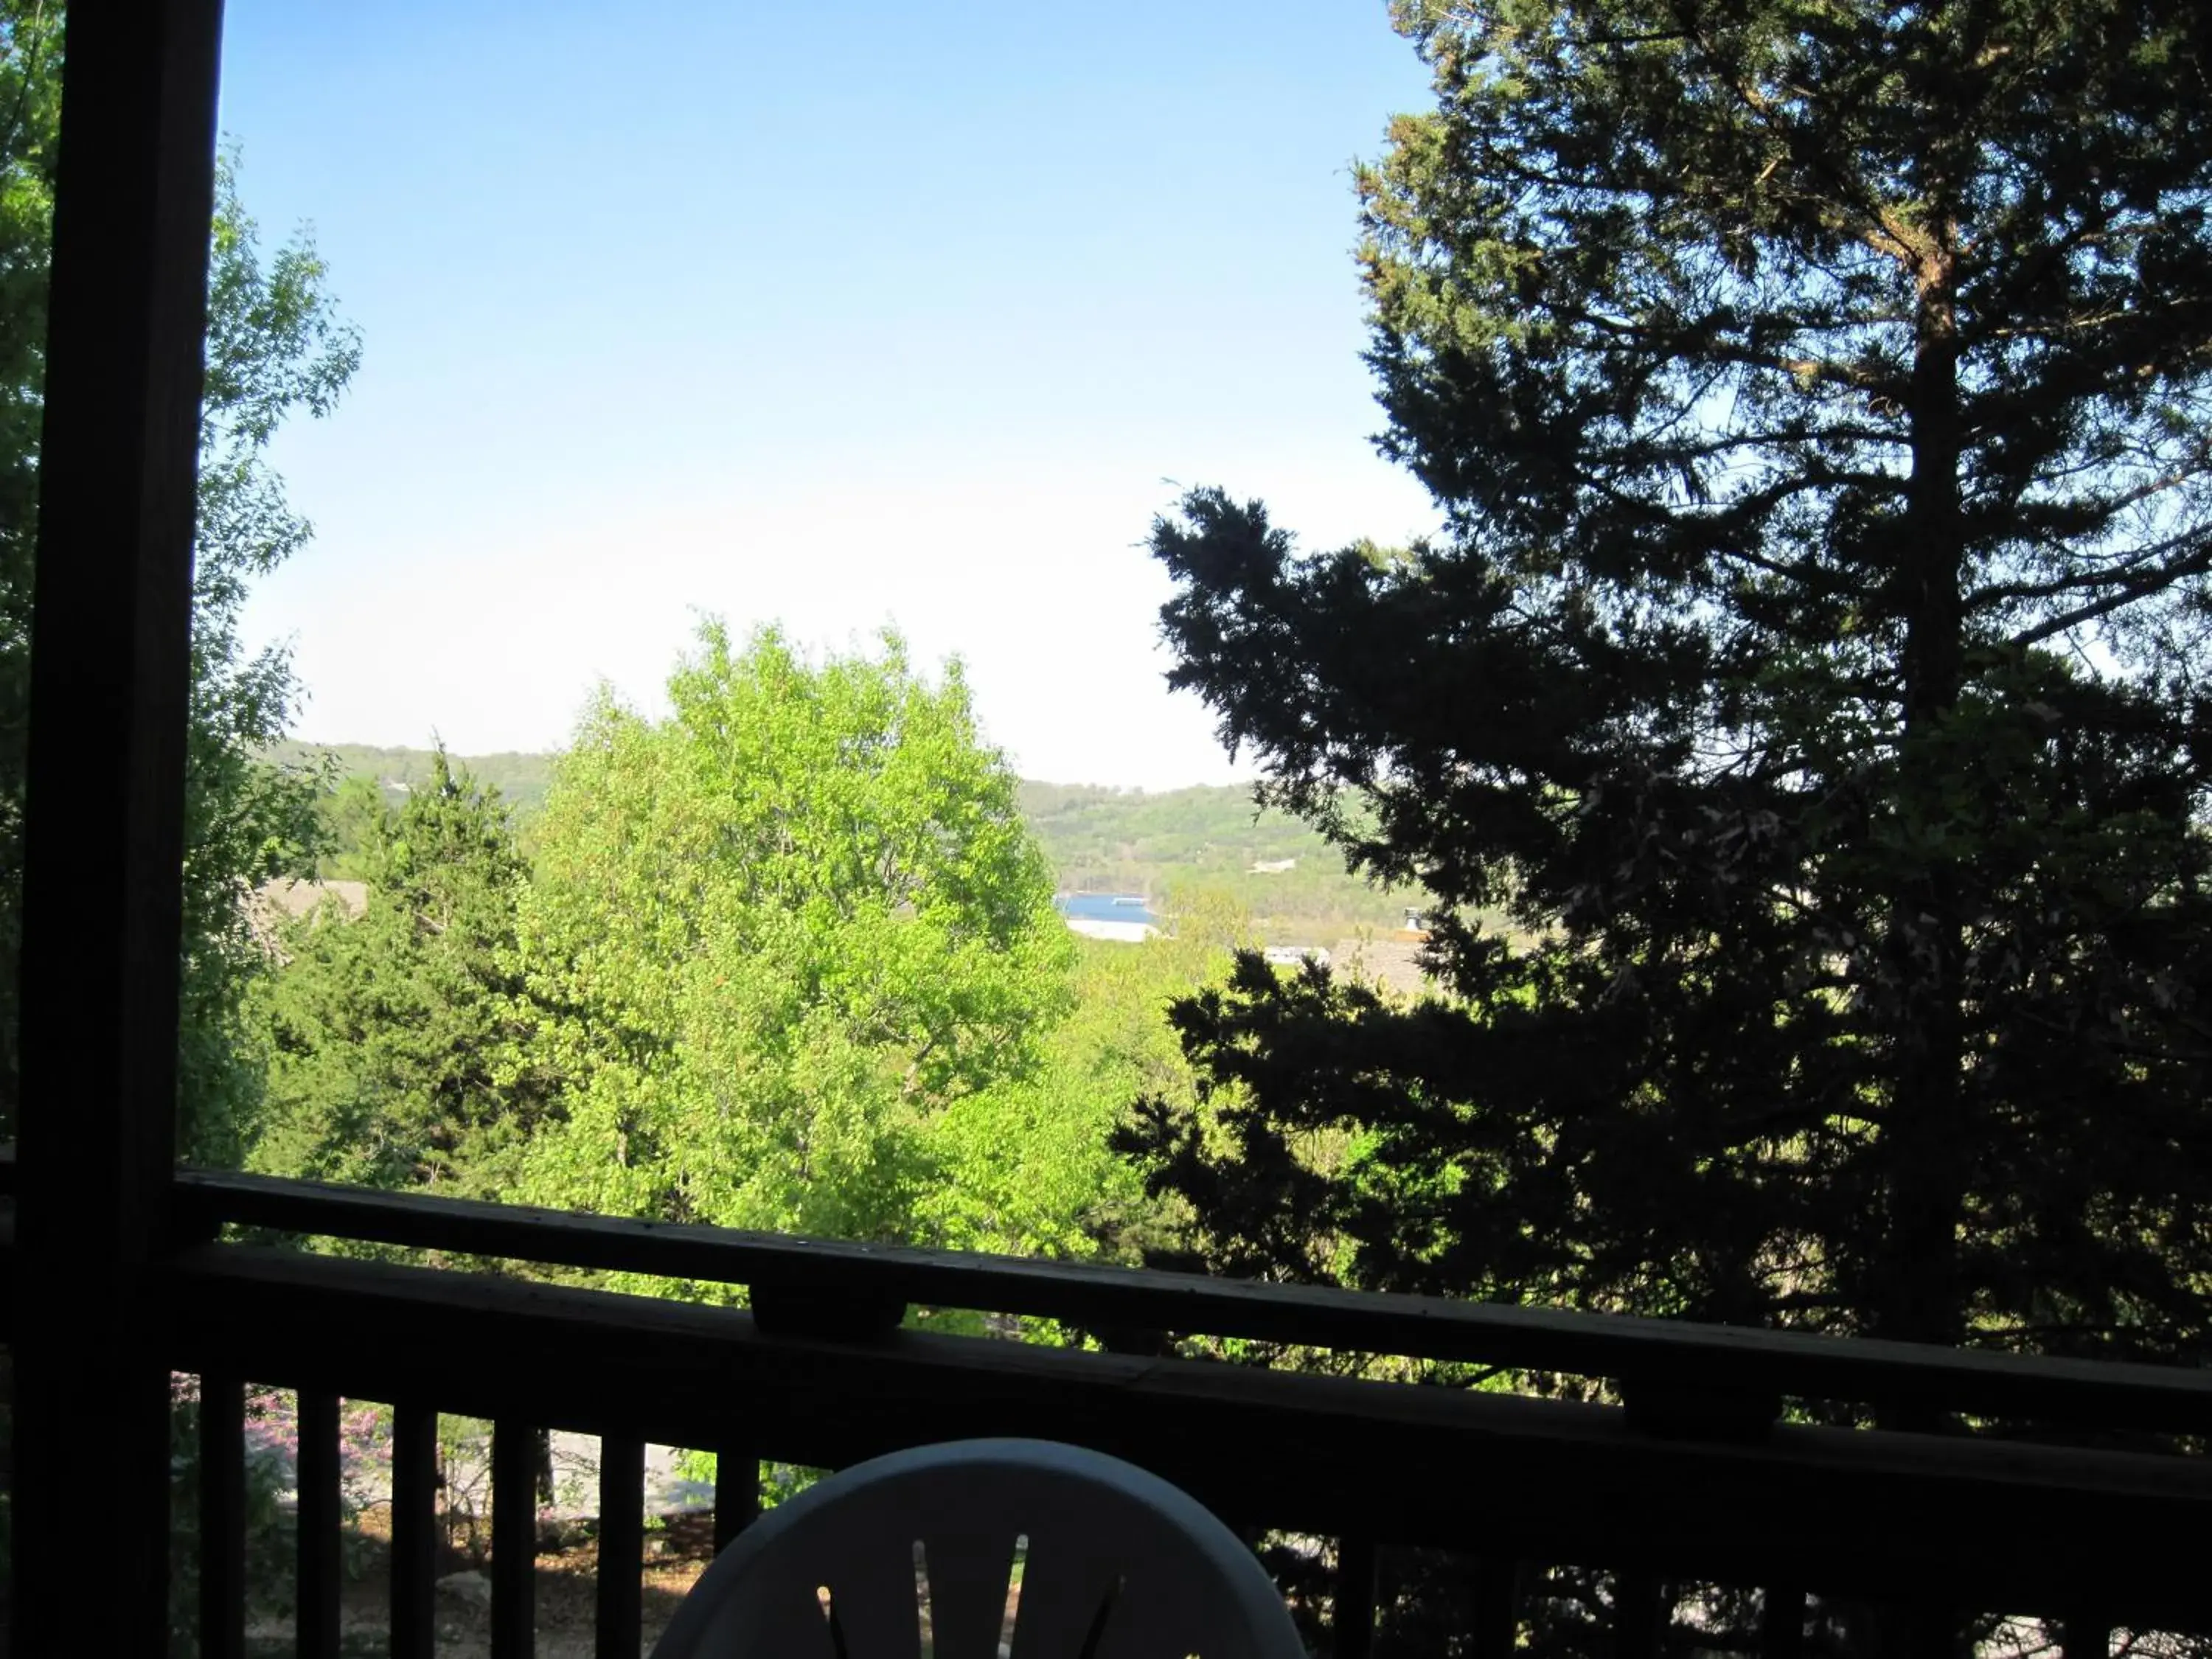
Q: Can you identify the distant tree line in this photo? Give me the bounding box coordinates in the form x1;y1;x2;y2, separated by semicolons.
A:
276;749;1434;944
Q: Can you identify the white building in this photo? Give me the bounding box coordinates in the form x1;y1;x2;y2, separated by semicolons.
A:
1065;918;1160;944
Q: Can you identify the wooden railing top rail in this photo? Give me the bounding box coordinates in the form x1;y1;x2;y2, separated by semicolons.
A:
97;1162;2212;1435
4;1148;2207;1431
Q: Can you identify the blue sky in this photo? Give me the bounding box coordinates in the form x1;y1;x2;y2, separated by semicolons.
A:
220;1;1443;789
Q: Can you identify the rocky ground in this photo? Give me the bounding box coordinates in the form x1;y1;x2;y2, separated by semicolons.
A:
240;1509;720;1658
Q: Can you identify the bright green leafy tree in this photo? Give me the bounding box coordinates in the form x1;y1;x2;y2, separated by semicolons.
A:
922;888;1253;1262
512;623;1076;1250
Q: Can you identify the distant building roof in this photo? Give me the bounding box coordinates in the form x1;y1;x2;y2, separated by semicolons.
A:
260;877;367;919
244;877;367;956
1329;936;1433;998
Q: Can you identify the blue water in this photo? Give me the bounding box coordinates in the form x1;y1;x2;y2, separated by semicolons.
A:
1054;892;1160;927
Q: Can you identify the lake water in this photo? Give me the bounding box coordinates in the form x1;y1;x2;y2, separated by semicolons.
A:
1054;892;1159;927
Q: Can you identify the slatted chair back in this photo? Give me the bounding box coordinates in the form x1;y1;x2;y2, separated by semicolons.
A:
650;1439;1307;1659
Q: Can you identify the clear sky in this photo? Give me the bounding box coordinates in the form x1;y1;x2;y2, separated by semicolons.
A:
218;1;1444;790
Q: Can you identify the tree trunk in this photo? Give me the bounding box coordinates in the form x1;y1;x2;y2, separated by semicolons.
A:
1879;242;1971;1370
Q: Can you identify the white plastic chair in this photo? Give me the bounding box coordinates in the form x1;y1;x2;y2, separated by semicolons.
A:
649;1438;1309;1659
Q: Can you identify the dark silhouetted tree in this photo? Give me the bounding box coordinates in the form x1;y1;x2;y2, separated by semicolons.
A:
1127;0;2212;1378
1128;10;2212;1649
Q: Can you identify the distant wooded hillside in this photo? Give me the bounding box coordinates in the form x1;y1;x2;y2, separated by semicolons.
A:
265;742;1427;942
265;742;560;815
1015;779;1424;937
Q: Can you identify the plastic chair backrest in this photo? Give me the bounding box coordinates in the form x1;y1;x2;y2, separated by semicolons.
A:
649;1439;1308;1659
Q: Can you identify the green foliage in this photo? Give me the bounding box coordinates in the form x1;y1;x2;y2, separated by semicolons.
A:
246;655;1260;1273
921;889;1255;1261
310;774;389;881
1131;0;2212;1376
0;0;59;1130
668;1450;823;1517
177;154;361;1167
510;623;1076;1252
246;749;555;1194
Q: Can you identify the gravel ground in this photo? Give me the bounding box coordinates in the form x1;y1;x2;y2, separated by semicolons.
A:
242;1510;723;1658
237;1411;731;1656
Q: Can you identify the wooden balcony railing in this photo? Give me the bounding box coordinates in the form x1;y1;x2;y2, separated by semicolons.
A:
5;1158;2211;1658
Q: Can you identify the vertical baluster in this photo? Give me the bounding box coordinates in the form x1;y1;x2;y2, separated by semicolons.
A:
1614;1568;1661;1659
198;1373;246;1659
493;1420;539;1659
1468;1556;1518;1659
1334;1537;1377;1659
296;1389;344;1659
2059;1612;2112;1659
714;1442;760;1554
1877;1598;1955;1659
391;1402;439;1659
597;1435;646;1659
1760;1585;1806;1659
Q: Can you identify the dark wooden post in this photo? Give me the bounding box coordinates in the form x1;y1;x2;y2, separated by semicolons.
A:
1468;1557;1519;1659
296;1391;345;1659
391;1403;441;1659
2059;1613;2111;1659
1877;1599;1958;1659
11;0;226;1654
1615;1569;1662;1659
493;1419;540;1659
198;1374;248;1659
713;1441;761;1553
596;1434;646;1659
1760;1585;1807;1659
1334;1537;1377;1659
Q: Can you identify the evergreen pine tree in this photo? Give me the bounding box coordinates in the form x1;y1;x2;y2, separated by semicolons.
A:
1127;0;2212;1375
248;751;557;1192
